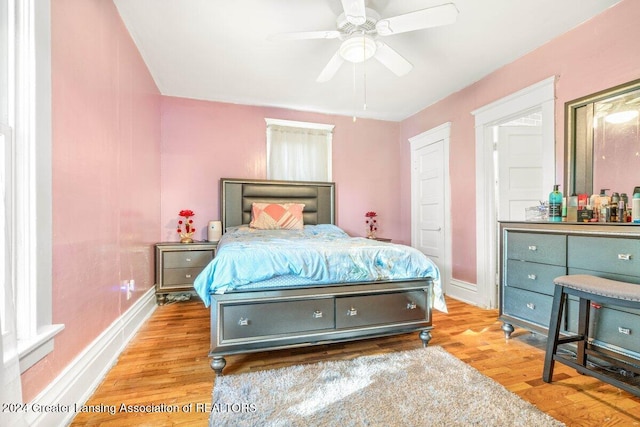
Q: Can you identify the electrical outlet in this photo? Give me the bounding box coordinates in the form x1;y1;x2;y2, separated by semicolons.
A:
125;279;134;300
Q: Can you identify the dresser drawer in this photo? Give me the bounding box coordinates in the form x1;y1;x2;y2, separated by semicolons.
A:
162;267;206;287
565;300;640;356
335;291;427;329
568;236;640;278
505;259;565;296
222;298;335;340
163;250;213;269
506;232;566;266
593;307;640;355
503;287;553;327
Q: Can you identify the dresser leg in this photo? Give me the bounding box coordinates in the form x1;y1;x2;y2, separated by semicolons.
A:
502;322;514;339
419;330;432;347
211;356;227;375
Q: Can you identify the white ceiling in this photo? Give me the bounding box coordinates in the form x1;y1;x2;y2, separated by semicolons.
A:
113;0;622;122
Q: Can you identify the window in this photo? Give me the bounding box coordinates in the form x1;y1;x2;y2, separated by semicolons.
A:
2;0;61;373
265;119;334;182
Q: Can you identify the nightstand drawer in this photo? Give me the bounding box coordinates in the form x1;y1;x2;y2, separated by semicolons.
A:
163;267;206;287
163;250;213;268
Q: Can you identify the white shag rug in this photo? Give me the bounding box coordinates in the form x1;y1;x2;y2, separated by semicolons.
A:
210;346;564;427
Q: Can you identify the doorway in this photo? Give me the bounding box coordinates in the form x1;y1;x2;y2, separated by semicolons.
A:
472;77;555;308
409;123;451;296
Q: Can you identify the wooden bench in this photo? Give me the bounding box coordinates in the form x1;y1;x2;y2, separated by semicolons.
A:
542;274;640;397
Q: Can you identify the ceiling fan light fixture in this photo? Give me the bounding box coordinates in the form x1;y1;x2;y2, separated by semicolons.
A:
339;34;377;63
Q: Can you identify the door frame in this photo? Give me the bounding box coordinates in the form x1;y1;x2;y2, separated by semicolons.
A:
409;122;451;296
472;76;555;309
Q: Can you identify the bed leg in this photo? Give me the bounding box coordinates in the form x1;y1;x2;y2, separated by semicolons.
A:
419;330;432;347
211;356;226;375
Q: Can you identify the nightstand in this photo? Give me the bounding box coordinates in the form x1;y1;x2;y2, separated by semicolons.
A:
370;237;392;242
154;242;217;304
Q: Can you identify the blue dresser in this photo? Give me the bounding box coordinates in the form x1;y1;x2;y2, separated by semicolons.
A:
499;221;640;366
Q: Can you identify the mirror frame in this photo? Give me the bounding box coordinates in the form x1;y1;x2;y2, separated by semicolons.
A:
565;77;640;196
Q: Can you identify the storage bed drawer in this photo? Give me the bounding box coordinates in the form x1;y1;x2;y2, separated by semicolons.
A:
222;298;335;340
335;291;427;329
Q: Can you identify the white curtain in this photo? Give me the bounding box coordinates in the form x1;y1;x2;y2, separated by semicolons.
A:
267;124;331;182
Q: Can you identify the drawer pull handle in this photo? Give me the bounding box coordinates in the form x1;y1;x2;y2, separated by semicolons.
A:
528;245;537;251
526;303;536;310
527;274;537;280
407;302;417;310
313;310;323;319
617;253;632;261
185;274;192;279
238;318;249;326
618;327;631;335
185;258;192;262
347;307;358;316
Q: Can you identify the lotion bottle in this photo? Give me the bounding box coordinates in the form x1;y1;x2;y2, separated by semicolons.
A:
549;184;562;222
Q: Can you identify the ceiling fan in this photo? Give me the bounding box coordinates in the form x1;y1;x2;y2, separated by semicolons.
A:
270;0;459;82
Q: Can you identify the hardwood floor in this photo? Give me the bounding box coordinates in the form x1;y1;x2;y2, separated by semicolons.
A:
70;297;640;426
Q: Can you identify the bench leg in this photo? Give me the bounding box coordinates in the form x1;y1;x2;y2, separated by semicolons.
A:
576;297;591;368
543;285;566;383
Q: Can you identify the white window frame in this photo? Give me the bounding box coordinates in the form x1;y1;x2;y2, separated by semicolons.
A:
5;0;62;373
265;118;334;182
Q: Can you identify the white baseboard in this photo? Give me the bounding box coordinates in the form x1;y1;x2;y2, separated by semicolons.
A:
25;288;157;427
446;279;489;308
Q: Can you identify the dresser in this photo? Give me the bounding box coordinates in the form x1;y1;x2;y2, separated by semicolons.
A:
499;221;640;366
154;242;217;304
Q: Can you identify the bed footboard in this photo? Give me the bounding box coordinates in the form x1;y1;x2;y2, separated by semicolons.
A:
208;279;433;374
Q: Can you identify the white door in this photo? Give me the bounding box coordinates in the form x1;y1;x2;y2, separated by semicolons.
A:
409;123;450;295
497;126;545;221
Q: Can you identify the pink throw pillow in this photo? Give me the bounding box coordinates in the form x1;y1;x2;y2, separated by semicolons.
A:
249;203;305;230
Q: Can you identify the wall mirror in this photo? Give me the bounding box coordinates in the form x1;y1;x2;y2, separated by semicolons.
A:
565;78;640;198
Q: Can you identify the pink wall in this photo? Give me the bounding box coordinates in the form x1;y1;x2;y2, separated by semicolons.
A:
21;0;161;401
160;97;403;243
25;0;639;405
400;0;639;284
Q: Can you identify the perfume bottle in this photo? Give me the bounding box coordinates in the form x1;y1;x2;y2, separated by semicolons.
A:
548;184;562;222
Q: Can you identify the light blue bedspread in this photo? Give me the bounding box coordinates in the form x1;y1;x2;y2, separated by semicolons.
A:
194;224;446;312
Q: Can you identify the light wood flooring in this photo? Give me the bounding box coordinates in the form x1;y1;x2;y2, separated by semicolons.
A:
70;297;640;426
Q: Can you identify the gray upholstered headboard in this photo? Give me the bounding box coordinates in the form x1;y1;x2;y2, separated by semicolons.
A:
220;178;336;230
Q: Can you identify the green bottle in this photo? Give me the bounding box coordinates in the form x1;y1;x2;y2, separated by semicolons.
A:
549;184;562;222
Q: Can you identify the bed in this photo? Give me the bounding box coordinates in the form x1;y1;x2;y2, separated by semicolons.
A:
194;178;445;374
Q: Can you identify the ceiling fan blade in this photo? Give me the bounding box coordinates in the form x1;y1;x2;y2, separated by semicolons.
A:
373;41;412;77
268;30;341;41
376;2;458;36
316;51;344;82
341;0;366;26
